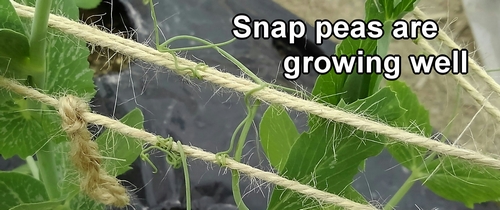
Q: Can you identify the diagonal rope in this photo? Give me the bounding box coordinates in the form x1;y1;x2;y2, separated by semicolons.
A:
0;76;377;210
10;1;500;171
413;7;500;98
414;37;500;124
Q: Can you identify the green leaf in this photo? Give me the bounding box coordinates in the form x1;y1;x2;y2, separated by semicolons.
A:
421;156;500;208
0;29;29;61
336;40;377;105
394;0;403;7
268;87;406;210
385;81;432;170
365;0;385;21
0;0;28;35
312;38;377;107
259;105;299;171
0;172;49;210
343;87;407;122
96;108;144;176
69;193;105;210
9;200;64;210
366;0;419;21
0;29;31;81
390;0;419;19
0;99;45;158
49;141;84;199
75;0;101;9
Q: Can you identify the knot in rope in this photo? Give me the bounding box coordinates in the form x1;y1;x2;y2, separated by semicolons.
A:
59;95;89;133
58;95;130;207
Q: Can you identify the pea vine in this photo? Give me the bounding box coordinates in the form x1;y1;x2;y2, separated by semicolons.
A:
0;0;499;210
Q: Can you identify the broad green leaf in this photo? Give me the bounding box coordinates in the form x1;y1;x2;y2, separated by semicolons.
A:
268;87;406;210
70;193;105;210
312;38;377;107
52;141;82;198
336;40;377;105
75;0;101;9
394;0;403;7
311;64;347;107
0;99;45;158
343;87;407;125
0;0;28;35
365;0;385;21
0;29;29;62
389;0;419;19
0;172;49;210
259;105;299;171
422;156;500;208
39;110;68;145
385;81;432;170
10;200;64;210
366;0;419;21
96;108;144;176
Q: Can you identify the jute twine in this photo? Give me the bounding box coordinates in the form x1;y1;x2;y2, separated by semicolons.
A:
6;1;500;209
0;76;376;210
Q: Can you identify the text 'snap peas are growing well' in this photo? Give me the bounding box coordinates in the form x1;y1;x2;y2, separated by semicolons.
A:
231;15;468;81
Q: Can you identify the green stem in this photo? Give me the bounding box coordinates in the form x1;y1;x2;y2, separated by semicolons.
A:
177;141;191;210
230;170;246;210
26;156;39;180
231;100;260;210
29;0;59;200
383;172;418;210
37;141;61;199
29;0;52;77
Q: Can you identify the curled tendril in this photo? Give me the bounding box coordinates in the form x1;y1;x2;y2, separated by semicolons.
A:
140;137;183;173
142;1;307;209
140;136;191;209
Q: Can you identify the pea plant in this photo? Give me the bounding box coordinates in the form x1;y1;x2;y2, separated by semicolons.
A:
0;0;143;209
0;0;499;210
